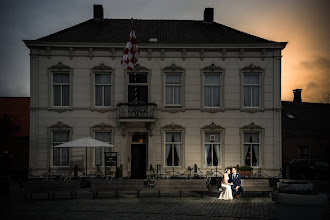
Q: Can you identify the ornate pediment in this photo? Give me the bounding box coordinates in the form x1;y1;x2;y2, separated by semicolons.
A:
49;121;71;129
49;62;71;70
241;122;263;130
242;64;263;72
92;63;113;71
92;122;113;129
202;64;223;72
162;122;184;130
202;122;224;130
134;64;148;72
163;64;183;72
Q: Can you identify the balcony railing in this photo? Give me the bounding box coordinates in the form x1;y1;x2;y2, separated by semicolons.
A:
117;102;157;119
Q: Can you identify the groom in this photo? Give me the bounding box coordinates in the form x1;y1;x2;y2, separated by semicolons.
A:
229;167;243;199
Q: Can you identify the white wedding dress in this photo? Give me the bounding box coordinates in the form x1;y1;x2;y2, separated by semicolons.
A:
218;175;233;200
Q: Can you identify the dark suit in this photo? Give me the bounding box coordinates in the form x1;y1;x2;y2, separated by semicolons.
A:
229;173;243;196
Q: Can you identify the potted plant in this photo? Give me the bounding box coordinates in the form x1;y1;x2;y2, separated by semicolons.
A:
272;180;327;220
236;165;253;177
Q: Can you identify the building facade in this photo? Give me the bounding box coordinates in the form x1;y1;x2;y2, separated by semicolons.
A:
24;6;287;178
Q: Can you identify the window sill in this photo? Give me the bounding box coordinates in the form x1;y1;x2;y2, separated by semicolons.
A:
91;107;116;113
201;107;225;113
48;107;73;113
240;107;264;113
162;107;185;113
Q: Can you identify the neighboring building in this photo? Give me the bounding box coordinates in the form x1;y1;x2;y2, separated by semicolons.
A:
0;97;30;176
24;5;287;178
282;89;330;166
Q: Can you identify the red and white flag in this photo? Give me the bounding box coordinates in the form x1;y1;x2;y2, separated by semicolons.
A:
121;25;140;71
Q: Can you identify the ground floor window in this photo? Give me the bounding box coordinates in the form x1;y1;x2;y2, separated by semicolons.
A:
165;132;181;166
243;133;259;166
204;132;220;166
95;131;112;166
52;131;69;166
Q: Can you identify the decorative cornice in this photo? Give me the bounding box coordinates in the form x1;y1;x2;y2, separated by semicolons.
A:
242;63;263;72
111;48;116;60
200;49;205;61
239;49;244;60
134;64;148;72
68;47;74;60
145;122;154;136
92;122;113;129
90;108;116;113
182;49;187;61
221;49;226;61
49;62;71;70
49;121;71;129
240;109;264;113
160;49;165;61
203;109;225;113
147;49;152;60
88;48;94;60
162;122;184;130
91;63;113;71
46;47;51;59
261;49;266;61
202;64;223;72
48;108;73;113
202;122;224;130
120;122;126;137
241;122;263;130
163;64;183;72
161;109;185;113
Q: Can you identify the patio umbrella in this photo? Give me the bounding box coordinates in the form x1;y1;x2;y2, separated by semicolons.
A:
53;137;114;176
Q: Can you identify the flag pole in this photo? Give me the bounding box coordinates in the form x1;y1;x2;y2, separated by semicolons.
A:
131;18;137;104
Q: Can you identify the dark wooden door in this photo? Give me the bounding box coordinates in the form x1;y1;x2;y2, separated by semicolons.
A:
131;144;146;179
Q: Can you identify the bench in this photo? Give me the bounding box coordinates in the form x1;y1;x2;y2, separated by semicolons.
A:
23;180;80;200
154;179;207;198
89;179;144;198
241;179;273;197
0;176;12;200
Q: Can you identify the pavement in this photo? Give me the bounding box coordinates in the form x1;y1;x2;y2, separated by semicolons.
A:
1;182;329;220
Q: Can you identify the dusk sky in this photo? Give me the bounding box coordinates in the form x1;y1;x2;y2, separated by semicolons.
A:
0;0;328;102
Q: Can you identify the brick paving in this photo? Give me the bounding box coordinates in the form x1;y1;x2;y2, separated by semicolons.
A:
2;186;278;220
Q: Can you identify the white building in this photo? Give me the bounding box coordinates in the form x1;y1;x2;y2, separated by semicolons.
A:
24;5;287;178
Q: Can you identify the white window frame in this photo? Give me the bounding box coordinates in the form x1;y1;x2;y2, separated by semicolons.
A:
49;129;72;168
162;70;185;111
163;131;184;168
298;146;310;159
48;70;73;109
203;131;223;168
93;130;113;167
240;71;264;111
91;70;114;110
201;71;224;111
240;129;264;168
126;71;150;103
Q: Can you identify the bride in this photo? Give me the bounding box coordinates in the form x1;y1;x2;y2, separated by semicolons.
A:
218;168;233;200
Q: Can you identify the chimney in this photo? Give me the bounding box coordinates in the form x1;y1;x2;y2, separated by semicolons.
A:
293;89;302;103
93;5;104;20
204;8;214;23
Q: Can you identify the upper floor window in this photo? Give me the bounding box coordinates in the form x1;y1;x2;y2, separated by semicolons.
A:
95;73;111;107
128;73;148;103
243;133;260;167
204;132;221;167
243;74;260;107
94;131;112;166
165;74;182;107
298;146;310;159
52;131;70;167
165;132;182;167
204;73;221;107
53;73;70;106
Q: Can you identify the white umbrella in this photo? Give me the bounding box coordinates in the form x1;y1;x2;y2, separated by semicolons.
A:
54;137;114;176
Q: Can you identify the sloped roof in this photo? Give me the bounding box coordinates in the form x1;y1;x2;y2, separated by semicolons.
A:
0;97;30;137
282;101;330;137
35;19;280;45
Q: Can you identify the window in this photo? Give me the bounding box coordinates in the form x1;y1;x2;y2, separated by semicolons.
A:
204;74;221;107
243;133;259;166
204;132;220;166
165;132;182;166
243;74;260;107
298;146;310;159
53;73;70;106
165;74;182;107
95;73;111;106
128;73;148;103
94;131;112;166
52;131;69;166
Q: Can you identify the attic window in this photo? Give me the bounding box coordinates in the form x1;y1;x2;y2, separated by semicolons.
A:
286;114;295;119
149;38;158;43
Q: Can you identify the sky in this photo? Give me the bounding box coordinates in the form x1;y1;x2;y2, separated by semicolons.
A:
0;0;329;102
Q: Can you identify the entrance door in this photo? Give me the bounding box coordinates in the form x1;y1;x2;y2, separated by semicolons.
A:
131;144;146;179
